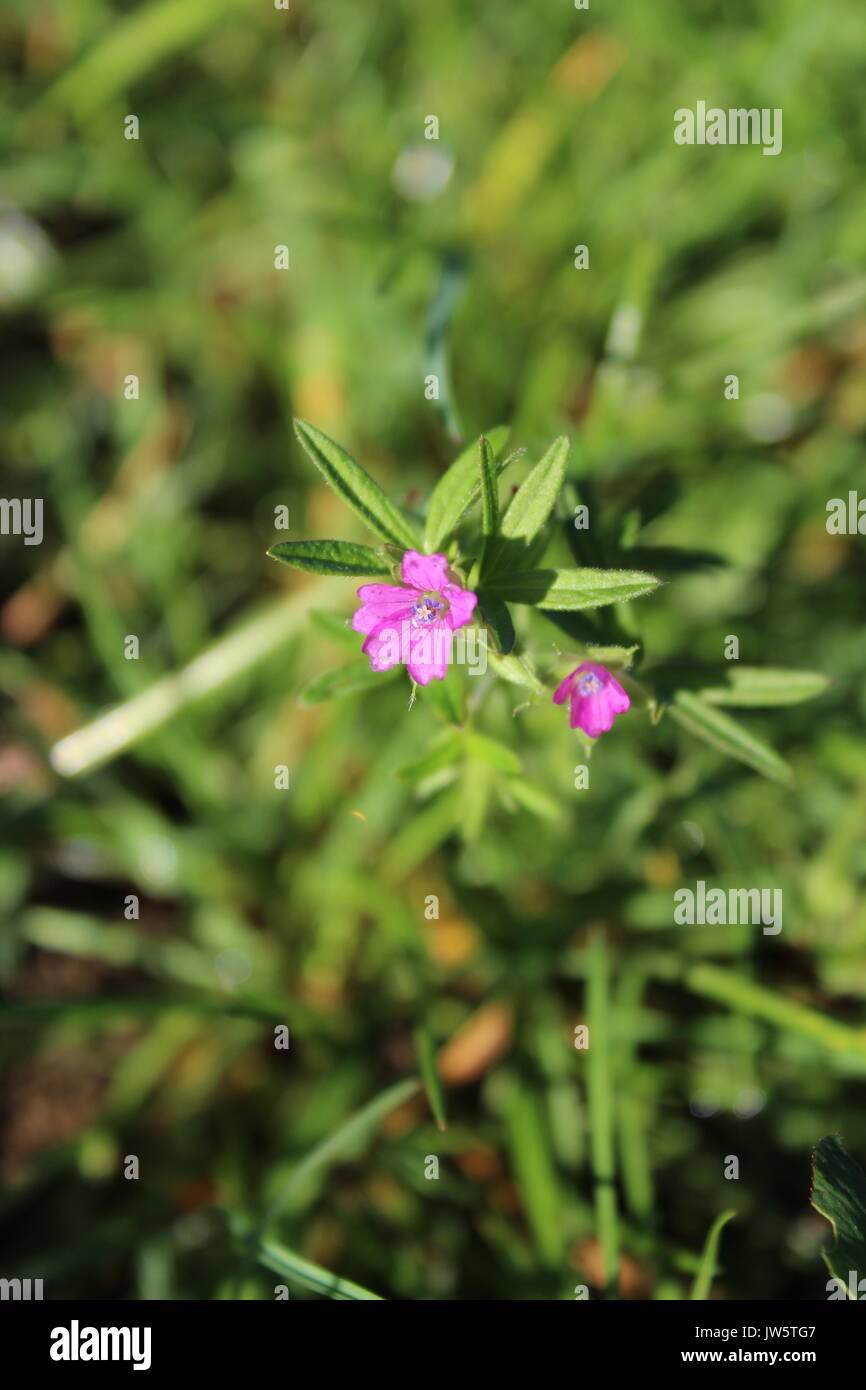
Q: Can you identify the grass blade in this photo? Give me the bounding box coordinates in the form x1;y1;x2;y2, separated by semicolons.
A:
587;930;619;1293
502;1072;565;1267
691;1210;736;1300
263;1077;420;1226
414;1022;447;1130
259;1239;384;1300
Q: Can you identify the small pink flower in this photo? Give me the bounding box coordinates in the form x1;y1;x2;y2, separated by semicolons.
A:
553;660;630;738
352;550;478;686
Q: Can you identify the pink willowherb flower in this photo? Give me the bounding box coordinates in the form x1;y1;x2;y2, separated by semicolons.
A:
553;660;630;738
352;551;478;686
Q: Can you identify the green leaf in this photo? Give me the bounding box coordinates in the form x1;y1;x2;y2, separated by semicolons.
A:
668;691;792;784
268;539;392;577
503;1073;566;1267
258;1239;383;1301
423;426;509;551
396;729;464;785
699;666;830;708
502;435;569;541
293;418;419;549
460;759;494;841
298;662;401;705
465;730;521;774
586;931;619;1290
414;1022;447;1131
484;566;660;610
477;594;515;654
263;1077;420;1226
690;1211;736;1300
584;643;639;670
478;434;499;537
811;1135;866;1297
487;650;546;693
505;777;559;821
424;663;465;724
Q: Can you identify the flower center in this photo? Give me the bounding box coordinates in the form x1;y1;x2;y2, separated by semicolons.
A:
576;671;603;696
411;592;446;627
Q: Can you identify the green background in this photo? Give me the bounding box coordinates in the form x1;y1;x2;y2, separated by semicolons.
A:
2;0;866;1299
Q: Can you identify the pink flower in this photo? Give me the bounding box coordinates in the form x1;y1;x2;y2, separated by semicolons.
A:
553;660;630;738
352;550;478;686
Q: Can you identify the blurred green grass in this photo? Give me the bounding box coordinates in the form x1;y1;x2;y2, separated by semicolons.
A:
2;0;866;1299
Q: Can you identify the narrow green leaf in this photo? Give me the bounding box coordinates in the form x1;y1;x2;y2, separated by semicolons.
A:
666;958;866;1066
414;1022;447;1130
497;434;569;555
396;730;464;785
699;666;831;708
586;931;619;1292
380;786;462;880
690;1211;736;1300
268;539;392;577
298;662;400;705
503;1073;565;1267
505;777;559;821
484;567;660;611
40;0;233;120
668;691;792;784
293;418;419;549
465;730;521;774
423;426;509;551
479;435;499;537
477;594;515;654
811;1136;866;1297
460;758;493;841
258;1240;384;1301
263;1077;420;1226
424;663;465;724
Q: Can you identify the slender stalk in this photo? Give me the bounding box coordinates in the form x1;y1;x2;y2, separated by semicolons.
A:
691;1211;736;1300
586;930;619;1293
51;587;325;776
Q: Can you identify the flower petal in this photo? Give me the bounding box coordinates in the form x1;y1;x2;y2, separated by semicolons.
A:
361;618;406;672
605;675;631;713
570;691;616;738
351;584;416;634
552;671;577;705
442;582;478;630
401;550;450;592
407;621;452;684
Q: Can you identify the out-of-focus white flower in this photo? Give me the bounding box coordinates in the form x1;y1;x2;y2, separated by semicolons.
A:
0;208;55;305
392;146;454;202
